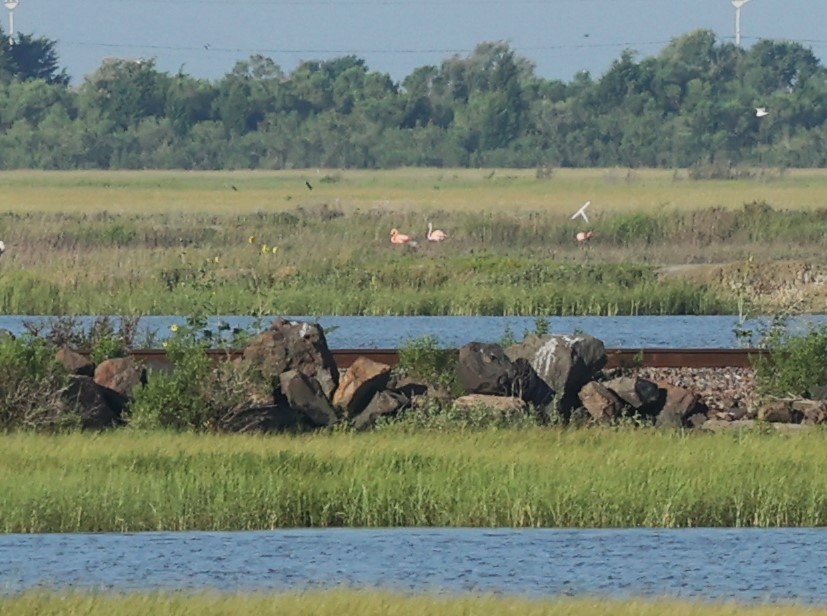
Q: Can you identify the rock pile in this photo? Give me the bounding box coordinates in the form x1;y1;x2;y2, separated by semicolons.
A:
47;318;827;433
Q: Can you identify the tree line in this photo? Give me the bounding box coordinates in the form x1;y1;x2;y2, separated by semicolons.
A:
1;28;826;170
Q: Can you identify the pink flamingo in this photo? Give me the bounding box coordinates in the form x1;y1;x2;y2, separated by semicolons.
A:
427;222;448;242
390;228;414;244
576;231;593;243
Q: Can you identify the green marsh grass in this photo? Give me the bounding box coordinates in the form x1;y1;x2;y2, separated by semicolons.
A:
0;169;824;315
3;429;827;533
2;590;825;616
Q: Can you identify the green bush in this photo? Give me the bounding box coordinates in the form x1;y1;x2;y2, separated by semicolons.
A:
754;323;827;398
0;336;70;431
396;335;458;390
128;319;264;431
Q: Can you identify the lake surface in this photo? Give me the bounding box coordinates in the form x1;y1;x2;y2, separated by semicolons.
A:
2;528;826;604
2;314;827;349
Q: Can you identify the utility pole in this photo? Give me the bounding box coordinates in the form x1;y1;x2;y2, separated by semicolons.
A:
4;0;19;45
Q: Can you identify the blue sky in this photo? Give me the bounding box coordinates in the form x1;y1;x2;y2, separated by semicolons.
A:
15;0;827;84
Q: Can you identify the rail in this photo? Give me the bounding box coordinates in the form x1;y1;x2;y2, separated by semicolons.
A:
119;348;766;371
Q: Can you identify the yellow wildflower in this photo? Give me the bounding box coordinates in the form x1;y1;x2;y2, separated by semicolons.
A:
248;235;257;244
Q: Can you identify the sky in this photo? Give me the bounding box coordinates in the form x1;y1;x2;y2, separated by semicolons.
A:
12;0;827;85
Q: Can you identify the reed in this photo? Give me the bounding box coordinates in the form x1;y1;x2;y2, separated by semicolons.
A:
0;169;824;316
1;590;823;616
2;429;827;533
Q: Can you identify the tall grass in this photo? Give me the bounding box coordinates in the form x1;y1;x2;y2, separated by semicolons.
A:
2;429;827;533
1;591;823;616
0;169;824;315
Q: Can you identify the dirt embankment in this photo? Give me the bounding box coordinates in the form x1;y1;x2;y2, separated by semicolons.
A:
657;260;827;314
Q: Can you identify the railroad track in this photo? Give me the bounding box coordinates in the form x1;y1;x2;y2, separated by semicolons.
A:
122;348;766;371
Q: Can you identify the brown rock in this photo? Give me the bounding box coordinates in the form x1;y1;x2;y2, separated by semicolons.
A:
757;400;795;423
578;381;624;423
55;346;94;377
453;394;527;414
332;356;391;417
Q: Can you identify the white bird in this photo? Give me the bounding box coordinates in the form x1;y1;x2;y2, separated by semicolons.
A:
571;200;591;224
756;107;769;118
427;222;448;242
0;240;5;258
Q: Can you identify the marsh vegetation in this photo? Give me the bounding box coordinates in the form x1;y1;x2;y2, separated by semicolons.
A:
0;168;824;316
3;429;827;533
2;590;824;616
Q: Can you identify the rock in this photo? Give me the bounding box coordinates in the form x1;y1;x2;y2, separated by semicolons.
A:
506;333;606;395
243;318;339;399
55;345;94;377
453;394;528;415
55;375;117;430
792;399;827;425
655;382;708;429
512;357;555;408
578;381;624;423
456;342;517;396
756;399;796;423
604;376;663;416
278;370;338;428
352;391;409;431
94;356;147;417
219;403;308;433
332;356;392;417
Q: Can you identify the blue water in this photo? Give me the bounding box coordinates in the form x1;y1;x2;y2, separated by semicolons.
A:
2;528;826;604
2;314;827;349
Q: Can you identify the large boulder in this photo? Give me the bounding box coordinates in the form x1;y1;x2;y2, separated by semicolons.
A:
456;342;517;397
278;370;338;428
352;390;410;431
604;375;664;417
55;345;94;377
655;382;708;429
332;356;392;417
506;333;606;395
243;318;339;399
55;375;118;430
94;356;147;417
578;381;625;423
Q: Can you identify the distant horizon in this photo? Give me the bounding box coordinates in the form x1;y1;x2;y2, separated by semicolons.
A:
10;0;827;85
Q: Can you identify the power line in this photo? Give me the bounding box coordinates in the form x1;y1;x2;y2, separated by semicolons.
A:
57;39;675;56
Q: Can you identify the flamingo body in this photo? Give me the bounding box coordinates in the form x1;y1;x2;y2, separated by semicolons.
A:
427;222;448;242
390;228;413;244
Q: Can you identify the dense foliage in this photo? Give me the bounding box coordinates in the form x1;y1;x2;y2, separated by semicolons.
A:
1;28;827;169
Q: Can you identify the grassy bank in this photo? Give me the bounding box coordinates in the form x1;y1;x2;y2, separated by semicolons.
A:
0;169;826;314
2;429;827;533
1;590;823;616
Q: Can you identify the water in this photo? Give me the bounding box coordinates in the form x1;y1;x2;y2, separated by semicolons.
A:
2;528;827;604
2;314;827;349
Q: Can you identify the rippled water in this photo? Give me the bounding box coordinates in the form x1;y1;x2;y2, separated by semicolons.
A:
3;528;827;604
2;314;827;348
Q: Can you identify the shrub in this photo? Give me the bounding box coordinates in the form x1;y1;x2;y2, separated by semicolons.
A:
754;323;827;398
396;335;458;390
0;336;71;431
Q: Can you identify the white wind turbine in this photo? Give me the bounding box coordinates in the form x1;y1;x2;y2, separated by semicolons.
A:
731;0;753;48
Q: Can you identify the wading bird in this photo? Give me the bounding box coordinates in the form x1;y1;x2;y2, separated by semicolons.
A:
390;228;415;245
576;231;593;243
427;222;448;242
571;200;591;223
0;240;5;258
